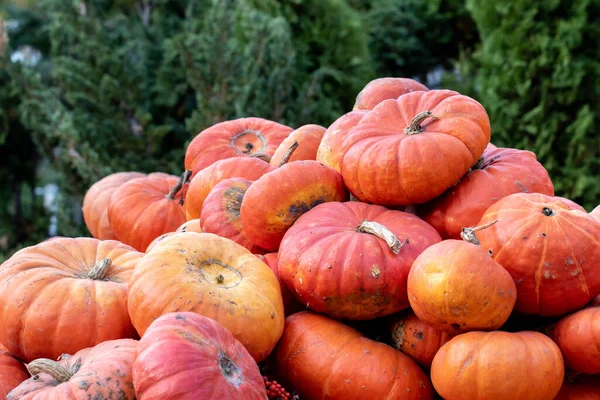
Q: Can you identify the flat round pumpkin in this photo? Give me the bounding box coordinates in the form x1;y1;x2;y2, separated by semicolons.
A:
353;77;429;111
552;306;600;374
0;347;29;398
316;110;367;173
270;124;326;165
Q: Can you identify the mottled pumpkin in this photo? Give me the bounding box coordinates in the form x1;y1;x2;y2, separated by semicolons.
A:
353;77;429;111
0;346;29;398
270;124;326;165
552;306;600;374
316;111;366;173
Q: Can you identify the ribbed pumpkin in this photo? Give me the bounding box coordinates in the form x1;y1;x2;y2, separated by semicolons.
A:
184;117;292;176
127;233;284;362
82;171;145;240
340;89;491;206
177;218;202;233
108;172;188;252
270;124;326;165
418;145;554;239
353;77;429;111
133;312;267;400
431;331;564;400
278;201;441;319
475;193;600;316
0;346;29;398
257;253;304;316
316;110;367;173
0;237;141;362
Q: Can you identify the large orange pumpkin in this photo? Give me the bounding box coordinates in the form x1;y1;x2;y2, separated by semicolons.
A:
552;306;600;374
185;157;275;220
108;172;189;252
133;312;267;400
340;89;491;206
82;171;145;240
257;253;304;316
274;312;434;400
7;339;137;399
127;232;284;362
418;145;554;239
476;193;600;316
0;238;141;362
270;124;326;165
353;77;429;111
0;346;29;398
184;117;292;176
316;110;367;173
431;331;564;400
278;201;441;319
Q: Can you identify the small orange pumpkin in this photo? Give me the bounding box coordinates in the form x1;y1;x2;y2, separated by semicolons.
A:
353;77;429;111
0;346;29;398
316;110;366;173
270;124;326;165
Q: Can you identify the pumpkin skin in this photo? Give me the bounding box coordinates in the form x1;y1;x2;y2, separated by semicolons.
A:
316;110;367;173
145;231;179;253
551;306;600;374
177;218;202;233
278;201;441;319
82;171;145;240
340;89;491;206
0;237;141;362
184;117;293;176
407;239;517;333
554;383;600;400
431;331;564;400
0;347;29;398
390;310;451;369
556;196;586;211
108;172;188;252
592;205;600;221
127;232;284;362
476;193;600;316
274;312;434;400
270;124;326;165
200;178;263;253
133;312;267;400
7;339;137;400
418;145;554;239
353;77;429;111
185;157;275;220
257;253;304;316
241;161;348;251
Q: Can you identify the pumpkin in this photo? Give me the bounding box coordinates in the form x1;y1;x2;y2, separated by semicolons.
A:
200;178;263;253
591;295;600;307
108;171;189;252
0;346;29;398
82;171;145;240
551;306;600;374
0;237;141;362
316;110;367;173
353;77;429;111
7;339;137;399
431;331;564;400
127;232;284;362
184;117;292;176
556;196;586;211
591;205;600;221
340;89;491;206
418;145;554;239
133;312;267;400
407;238;517;333
270;124;326;165
278;201;441;319
274;311;434;400
554;383;600;400
145;232;179;253
475;193;600;316
177;218;202;233
257;253;304;316
185;157;275;220
389;310;451;369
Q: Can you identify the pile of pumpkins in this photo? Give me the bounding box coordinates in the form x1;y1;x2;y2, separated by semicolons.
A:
1;77;599;400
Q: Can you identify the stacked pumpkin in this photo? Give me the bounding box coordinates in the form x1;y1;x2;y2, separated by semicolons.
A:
0;76;599;400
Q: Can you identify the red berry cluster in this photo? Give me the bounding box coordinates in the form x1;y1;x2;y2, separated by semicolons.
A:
263;376;292;400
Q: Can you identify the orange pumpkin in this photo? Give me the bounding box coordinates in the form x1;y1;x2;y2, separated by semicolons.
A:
353;77;429;111
270;124;326;165
431;331;564;400
257;253;304;316
340;89;491;206
185;157;275;220
127;232;284;362
476;193;600;316
108;172;189;252
177;218;202;233
552;306;600;374
274;312;434;399
82;171;145;240
145;232;179;253
184;117;292;176
0;346;29;398
316;110;367;173
0;238;141;362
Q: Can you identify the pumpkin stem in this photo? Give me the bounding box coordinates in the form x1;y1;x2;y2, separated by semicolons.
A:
218;351;243;387
167;170;192;204
251;152;272;163
278;141;299;167
28;357;81;383
542;207;555;216
87;258;112;280
460;220;499;247
216;274;225;284
357;220;406;255
404;111;437;135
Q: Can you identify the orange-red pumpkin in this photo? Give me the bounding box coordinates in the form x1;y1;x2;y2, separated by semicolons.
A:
0;238;141;362
278;201;441;319
556;196;586;211
340;89;491;206
316;110;367;173
591;205;600;221
431;331;564;400
353;77;429;111
552;306;600;374
554;383;600;400
133;312;267;400
127;233;284;362
177;218;202;233
274;312;434;400
184;117;292;176
108;172;188;252
0;346;29;398
82;171;145;240
418;145;554;239
476;193;600;316
270;124;326;165
257;253;304;316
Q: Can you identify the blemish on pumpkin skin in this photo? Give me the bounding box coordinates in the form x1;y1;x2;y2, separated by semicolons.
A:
413;331;424;340
284;198;326;224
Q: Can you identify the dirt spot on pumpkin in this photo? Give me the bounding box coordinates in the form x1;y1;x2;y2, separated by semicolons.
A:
284;198;326;224
371;265;380;279
175;314;185;320
514;181;528;192
451;323;461;331
222;183;249;222
79;380;90;390
413;330;424;340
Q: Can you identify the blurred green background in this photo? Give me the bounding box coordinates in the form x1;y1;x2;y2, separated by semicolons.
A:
1;0;598;261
